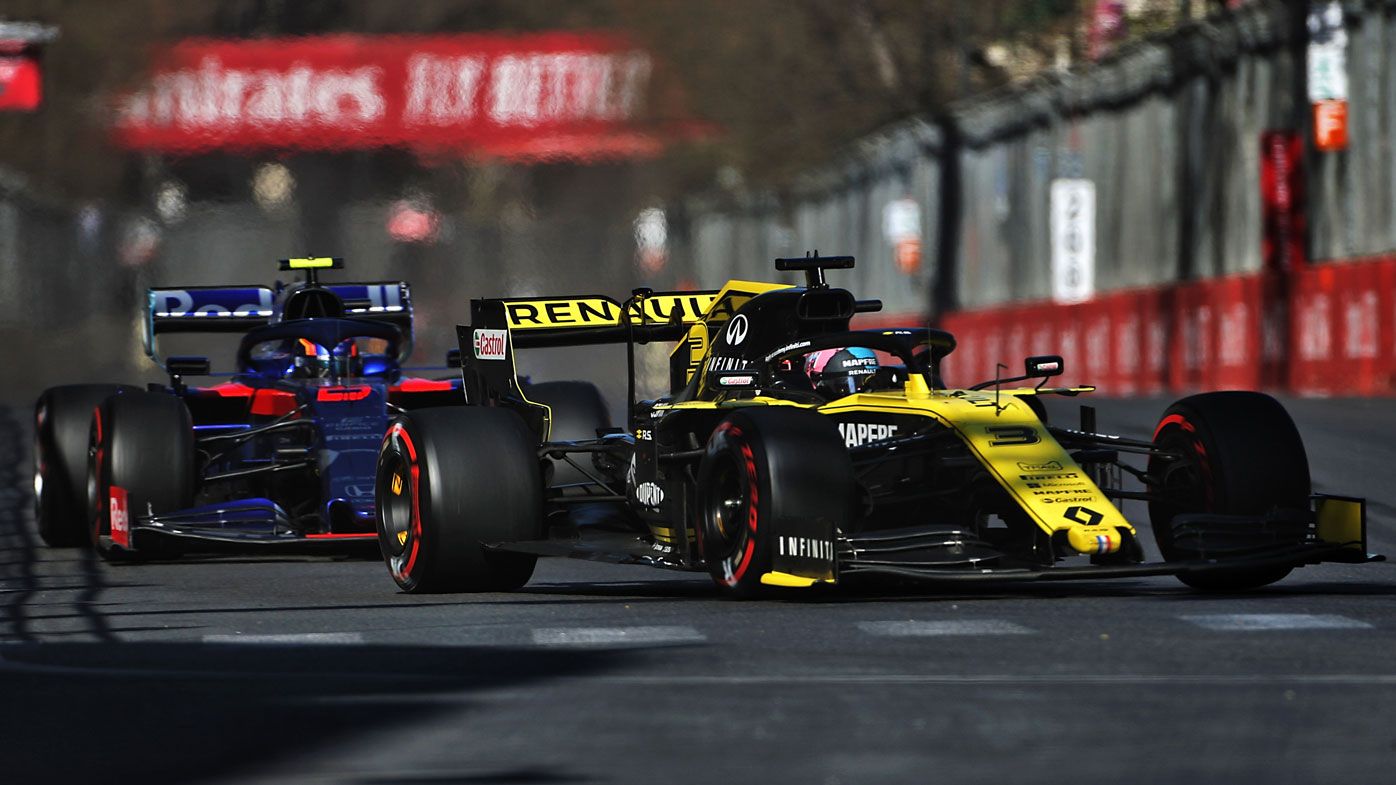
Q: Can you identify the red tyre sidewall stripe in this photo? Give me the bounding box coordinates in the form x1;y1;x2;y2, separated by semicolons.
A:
1154;413;1193;440
727;429;759;587
386;423;424;582
90;405;106;542
1155;413;1214;507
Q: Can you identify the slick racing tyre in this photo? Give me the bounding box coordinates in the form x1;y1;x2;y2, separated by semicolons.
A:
697;407;856;599
376;407;542;593
88;390;195;560
526;381;611;441
526;381;611;487
1148;391;1310;591
34;384;137;547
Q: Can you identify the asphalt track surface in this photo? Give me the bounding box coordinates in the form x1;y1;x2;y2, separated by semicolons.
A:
4;397;1396;784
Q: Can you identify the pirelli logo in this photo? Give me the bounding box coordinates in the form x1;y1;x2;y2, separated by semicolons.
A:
501;293;718;330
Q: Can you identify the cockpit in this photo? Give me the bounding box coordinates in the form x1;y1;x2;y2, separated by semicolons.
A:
715;329;950;404
238;318;402;382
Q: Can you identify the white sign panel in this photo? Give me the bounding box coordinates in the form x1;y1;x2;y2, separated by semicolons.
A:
882;197;921;243
1050;179;1095;305
1307;2;1349;102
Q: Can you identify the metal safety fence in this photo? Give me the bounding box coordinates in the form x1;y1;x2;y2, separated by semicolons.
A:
668;0;1396;394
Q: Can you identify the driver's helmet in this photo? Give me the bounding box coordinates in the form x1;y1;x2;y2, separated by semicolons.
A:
291;338;332;378
807;347;880;397
331;339;363;378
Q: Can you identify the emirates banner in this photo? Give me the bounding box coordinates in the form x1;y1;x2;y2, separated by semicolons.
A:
113;33;661;159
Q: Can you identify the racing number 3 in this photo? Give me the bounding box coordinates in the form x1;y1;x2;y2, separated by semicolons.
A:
986;425;1040;446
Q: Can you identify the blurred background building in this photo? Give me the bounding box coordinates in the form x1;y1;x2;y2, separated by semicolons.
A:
0;0;1391;404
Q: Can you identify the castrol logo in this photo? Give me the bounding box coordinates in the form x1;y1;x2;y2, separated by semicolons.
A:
473;329;508;360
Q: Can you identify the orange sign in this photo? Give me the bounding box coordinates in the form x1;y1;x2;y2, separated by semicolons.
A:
895;238;922;274
1313;100;1348;152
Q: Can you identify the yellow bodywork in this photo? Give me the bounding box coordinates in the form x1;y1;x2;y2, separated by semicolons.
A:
284;256;337;269
760;571;835;587
1316;496;1365;552
819;383;1133;555
499;292;721;331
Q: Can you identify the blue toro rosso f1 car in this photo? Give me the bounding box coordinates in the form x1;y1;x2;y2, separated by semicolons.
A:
33;257;480;558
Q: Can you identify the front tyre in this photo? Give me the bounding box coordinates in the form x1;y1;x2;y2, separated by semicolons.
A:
697;407;856;599
1148;391;1310;591
88;391;195;560
376;407;542;593
34;384;137;547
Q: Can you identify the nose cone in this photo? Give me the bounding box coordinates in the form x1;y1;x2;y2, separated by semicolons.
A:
1066;524;1122;555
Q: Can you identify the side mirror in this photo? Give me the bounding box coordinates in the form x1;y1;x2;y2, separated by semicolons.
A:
1025;355;1063;378
166;355;211;376
445;349;462;368
708;370;761;391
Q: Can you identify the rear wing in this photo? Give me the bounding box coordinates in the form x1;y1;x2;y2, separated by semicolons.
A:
488;291;720;348
458;290;718;438
144;286;277;356
457;283;786;438
143;280;414;366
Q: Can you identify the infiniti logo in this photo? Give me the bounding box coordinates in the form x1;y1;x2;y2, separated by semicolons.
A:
724;314;749;346
344;484;373;498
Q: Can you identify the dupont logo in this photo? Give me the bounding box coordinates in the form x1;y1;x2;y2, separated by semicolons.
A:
1017;460;1063;472
473;329;508;360
635;482;665;507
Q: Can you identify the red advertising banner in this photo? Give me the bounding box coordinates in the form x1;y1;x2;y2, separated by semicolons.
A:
1260;130;1305;271
113;33;667;159
934;253;1396;398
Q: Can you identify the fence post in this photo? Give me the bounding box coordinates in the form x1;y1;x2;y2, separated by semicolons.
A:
931;113;961;325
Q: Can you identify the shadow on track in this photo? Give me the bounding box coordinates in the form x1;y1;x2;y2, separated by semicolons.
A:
503;571;1396;606
0;640;627;785
0;405;119;642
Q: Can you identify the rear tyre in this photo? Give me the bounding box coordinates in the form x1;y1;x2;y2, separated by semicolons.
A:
34;384;137;547
376;407;542;593
697;407;856;599
526;381;611;441
88;391;195;560
1148;391;1310;591
526;381;611;488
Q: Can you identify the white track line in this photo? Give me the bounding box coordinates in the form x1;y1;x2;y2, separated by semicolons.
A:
1179;614;1373;631
201;632;365;645
585;673;1396;686
858;620;1034;637
532;626;706;647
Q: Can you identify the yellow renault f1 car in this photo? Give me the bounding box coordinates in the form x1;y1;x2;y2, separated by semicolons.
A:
374;254;1379;596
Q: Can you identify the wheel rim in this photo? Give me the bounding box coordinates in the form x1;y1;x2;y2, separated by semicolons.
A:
703;453;747;561
32;431;45;515
378;450;413;558
1152;426;1212;515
